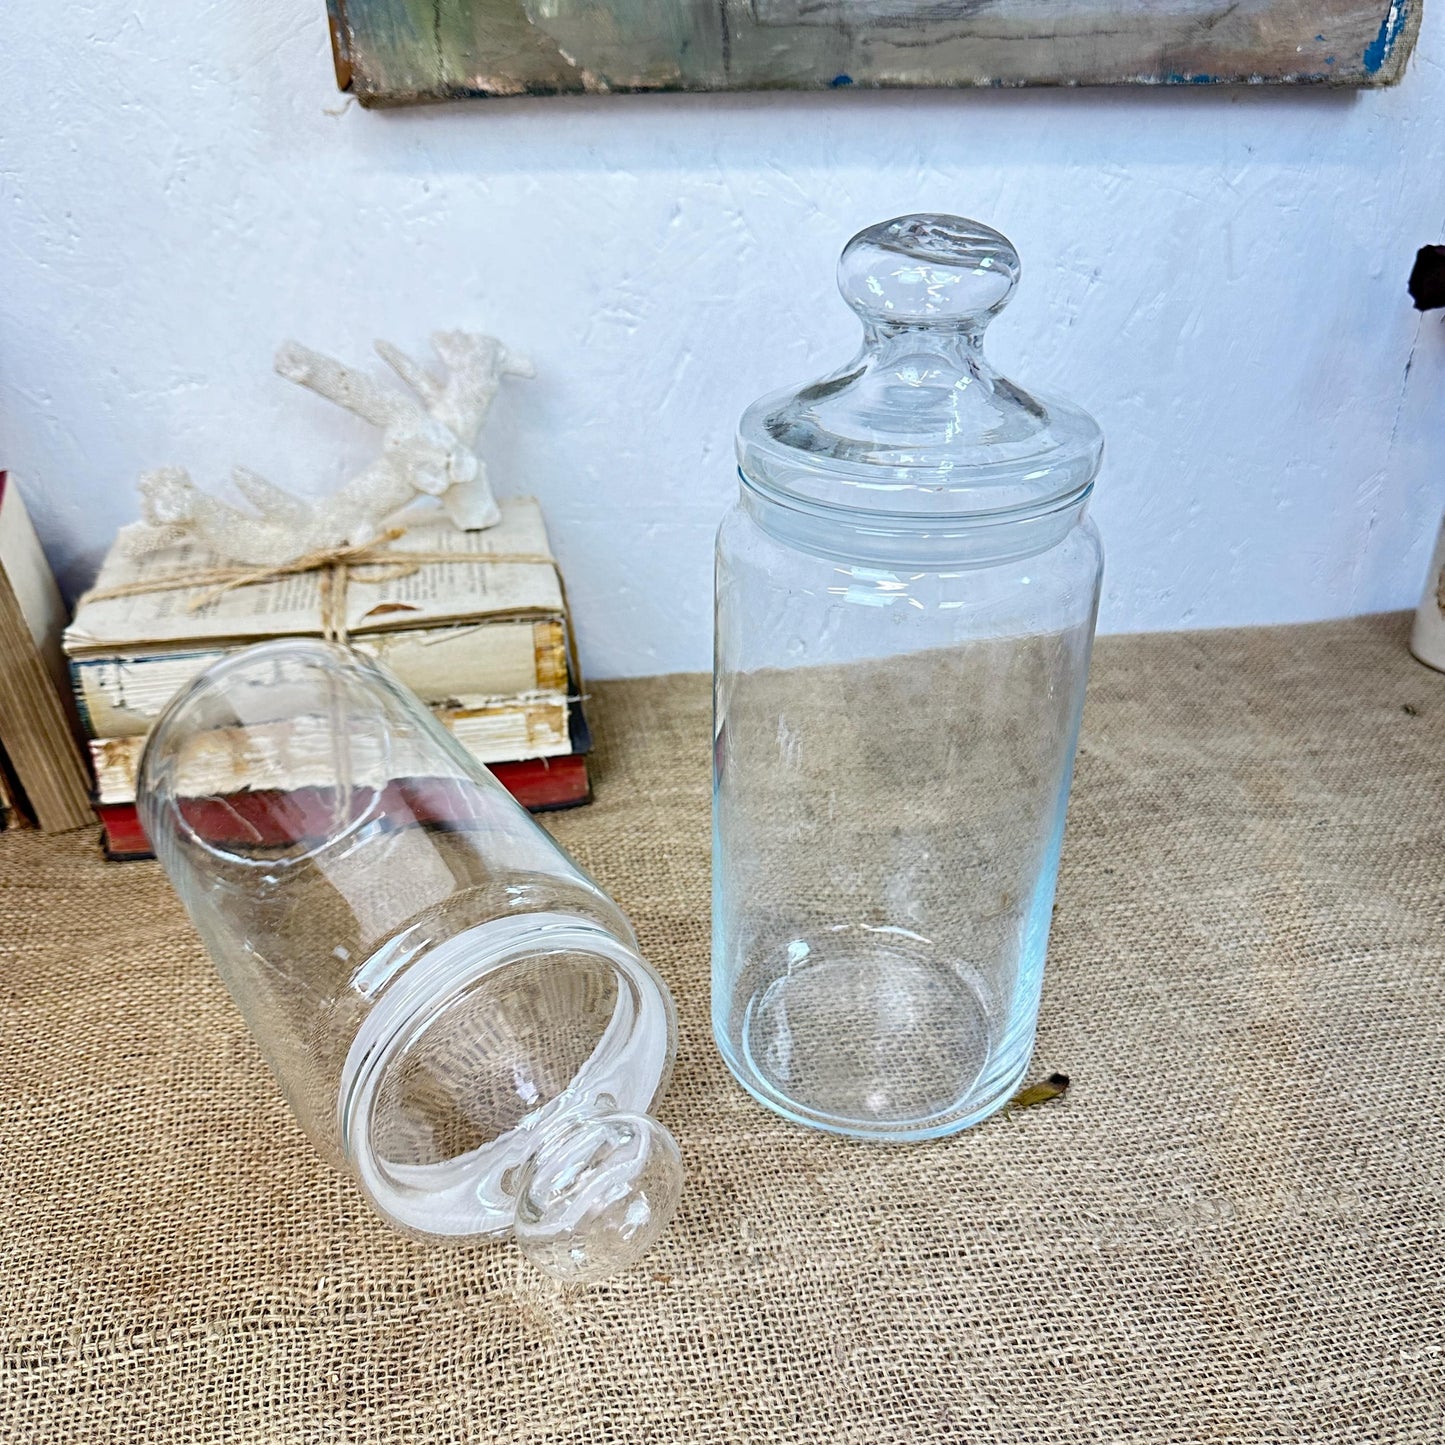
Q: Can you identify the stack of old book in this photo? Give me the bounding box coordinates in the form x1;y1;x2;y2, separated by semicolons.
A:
0;473;95;833
64;496;590;859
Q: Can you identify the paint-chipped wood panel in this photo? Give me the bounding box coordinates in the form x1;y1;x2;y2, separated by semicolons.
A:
326;0;1420;105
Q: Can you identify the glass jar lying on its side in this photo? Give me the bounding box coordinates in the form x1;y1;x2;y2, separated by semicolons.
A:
714;214;1105;1141
139;639;682;1284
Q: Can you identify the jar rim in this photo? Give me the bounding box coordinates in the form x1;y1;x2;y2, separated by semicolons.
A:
337;912;674;1240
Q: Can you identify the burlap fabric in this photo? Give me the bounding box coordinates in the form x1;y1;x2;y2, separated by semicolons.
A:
3;613;1442;1442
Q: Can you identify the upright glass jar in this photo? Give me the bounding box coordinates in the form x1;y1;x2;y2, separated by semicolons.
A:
714;214;1104;1140
140;639;682;1282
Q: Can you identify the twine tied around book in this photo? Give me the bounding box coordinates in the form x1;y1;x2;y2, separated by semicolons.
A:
77;528;580;695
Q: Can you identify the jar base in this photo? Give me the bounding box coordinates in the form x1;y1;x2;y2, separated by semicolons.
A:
716;948;1033;1141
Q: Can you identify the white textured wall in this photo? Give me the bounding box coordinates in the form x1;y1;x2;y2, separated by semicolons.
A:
2;1;1442;678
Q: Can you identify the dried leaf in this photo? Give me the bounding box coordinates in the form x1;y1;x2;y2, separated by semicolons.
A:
1007;1072;1071;1111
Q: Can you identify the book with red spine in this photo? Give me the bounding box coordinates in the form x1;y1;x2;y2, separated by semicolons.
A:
95;750;592;860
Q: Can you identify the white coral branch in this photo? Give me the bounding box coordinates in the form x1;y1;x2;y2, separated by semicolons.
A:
132;332;533;565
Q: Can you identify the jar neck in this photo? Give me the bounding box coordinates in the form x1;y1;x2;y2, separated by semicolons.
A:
737;469;1093;568
859;317;987;354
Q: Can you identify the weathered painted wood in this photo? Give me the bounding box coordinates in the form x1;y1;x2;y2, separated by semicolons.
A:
327;0;1421;105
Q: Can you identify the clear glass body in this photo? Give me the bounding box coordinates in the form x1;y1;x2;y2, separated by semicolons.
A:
714;500;1102;1139
713;214;1105;1140
139;639;682;1282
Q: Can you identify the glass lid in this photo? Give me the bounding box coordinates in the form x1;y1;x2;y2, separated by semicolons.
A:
737;214;1103;518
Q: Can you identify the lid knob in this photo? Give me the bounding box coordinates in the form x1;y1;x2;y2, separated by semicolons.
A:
512;1111;684;1285
837;213;1020;328
736;212;1102;525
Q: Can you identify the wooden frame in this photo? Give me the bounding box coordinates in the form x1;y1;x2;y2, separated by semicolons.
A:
327;0;1420;106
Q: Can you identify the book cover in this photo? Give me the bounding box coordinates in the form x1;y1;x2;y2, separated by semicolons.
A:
0;474;94;831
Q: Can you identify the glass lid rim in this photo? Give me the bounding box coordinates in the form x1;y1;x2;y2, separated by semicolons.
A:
737;465;1098;528
737;389;1103;491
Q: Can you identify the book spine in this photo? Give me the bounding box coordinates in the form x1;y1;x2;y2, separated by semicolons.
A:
532;618;570;693
0;567;94;832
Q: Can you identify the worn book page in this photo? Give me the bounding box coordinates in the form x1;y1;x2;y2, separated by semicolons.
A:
72;619;569;738
66;497;564;656
89;695;573;804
